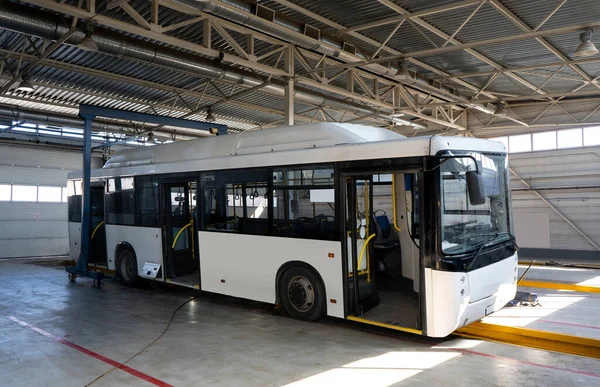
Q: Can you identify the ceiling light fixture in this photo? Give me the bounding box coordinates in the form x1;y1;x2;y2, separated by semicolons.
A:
77;23;98;52
395;60;412;82
494;102;507;116
574;29;598;57
206;106;215;122
17;73;34;92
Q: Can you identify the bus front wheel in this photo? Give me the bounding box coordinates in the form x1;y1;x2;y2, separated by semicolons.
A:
117;249;138;287
280;266;325;322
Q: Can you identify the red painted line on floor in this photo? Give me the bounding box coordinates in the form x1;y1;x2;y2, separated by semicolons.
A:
538;319;600;330
454;348;600;378
8;316;173;387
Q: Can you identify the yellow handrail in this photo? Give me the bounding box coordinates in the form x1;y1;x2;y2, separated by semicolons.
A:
91;221;105;240
357;234;376;272
172;222;193;249
391;174;402;232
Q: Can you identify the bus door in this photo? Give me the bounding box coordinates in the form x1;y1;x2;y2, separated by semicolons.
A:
89;182;107;265
162;181;199;286
344;175;377;315
344;172;421;332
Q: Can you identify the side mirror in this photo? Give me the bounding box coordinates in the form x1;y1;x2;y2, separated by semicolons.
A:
466;171;486;205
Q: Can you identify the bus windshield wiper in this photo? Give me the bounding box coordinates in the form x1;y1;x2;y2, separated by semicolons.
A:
467;233;499;271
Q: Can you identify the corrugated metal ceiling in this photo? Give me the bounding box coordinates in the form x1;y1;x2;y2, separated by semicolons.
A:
2;0;600;139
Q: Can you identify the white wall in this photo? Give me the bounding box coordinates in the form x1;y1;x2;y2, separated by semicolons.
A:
509;146;600;253
0;143;103;258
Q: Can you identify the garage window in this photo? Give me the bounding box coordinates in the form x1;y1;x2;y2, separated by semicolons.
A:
38;186;62;202
12;185;38;202
0;184;10;201
508;134;531;153
557;128;582;149
584;126;600;146
533;131;557;151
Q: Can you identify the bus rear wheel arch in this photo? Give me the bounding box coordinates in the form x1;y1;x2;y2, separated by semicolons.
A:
116;245;138;287
278;264;326;322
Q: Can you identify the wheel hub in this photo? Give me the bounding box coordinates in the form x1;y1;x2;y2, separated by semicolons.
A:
287;276;314;312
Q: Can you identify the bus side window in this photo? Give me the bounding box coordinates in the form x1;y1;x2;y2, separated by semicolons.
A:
67;180;82;223
201;170;270;235
105;177;135;226
135;176;159;227
272;166;336;241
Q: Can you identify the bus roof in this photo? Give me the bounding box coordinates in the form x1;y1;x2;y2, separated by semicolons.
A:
68;122;506;179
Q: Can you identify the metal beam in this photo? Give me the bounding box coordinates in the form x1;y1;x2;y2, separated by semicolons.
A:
19;0;290;78
304;20;600;72
339;0;484;33
489;0;599;90
399;109;466;131
420;88;600;106
439;57;600;80
267;0;498;99
79;104;228;134
284;47;294;125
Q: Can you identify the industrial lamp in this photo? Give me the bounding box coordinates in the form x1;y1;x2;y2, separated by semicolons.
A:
206;106;215;122
17;73;34;92
494;102;507;116
395;60;412;81
77;23;99;52
574;29;598;57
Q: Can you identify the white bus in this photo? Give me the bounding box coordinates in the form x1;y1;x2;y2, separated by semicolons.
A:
67;123;518;337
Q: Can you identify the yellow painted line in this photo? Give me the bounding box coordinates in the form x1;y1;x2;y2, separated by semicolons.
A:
519;279;600;294
456;321;600;359
347;316;422;335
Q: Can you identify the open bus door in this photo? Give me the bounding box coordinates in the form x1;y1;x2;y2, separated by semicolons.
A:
161;181;200;288
345;176;377;314
344;172;421;333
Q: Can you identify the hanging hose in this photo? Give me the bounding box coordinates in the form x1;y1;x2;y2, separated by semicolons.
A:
517;260;534;284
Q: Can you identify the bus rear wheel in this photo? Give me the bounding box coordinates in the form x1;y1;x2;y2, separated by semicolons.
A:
280;266;325;322
117;249;138;287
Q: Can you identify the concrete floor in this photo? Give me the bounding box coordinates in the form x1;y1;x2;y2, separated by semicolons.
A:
1;258;599;387
518;264;600;286
479;265;600;339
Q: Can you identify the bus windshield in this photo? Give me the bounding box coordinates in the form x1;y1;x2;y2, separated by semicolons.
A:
440;152;511;255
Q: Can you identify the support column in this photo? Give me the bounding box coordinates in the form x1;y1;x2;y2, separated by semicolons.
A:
284;46;294;126
78;113;93;272
67;111;103;286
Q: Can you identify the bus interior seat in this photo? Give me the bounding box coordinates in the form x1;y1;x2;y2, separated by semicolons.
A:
372;212;401;274
373;212;400;250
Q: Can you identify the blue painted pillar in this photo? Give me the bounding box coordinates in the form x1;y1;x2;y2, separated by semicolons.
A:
76;113;94;273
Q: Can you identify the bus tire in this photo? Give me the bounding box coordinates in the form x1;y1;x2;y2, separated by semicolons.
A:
280;266;325;322
117;248;138;287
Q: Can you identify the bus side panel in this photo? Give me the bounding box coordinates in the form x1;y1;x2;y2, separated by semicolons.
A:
68;222;81;261
198;231;344;318
105;224;163;275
